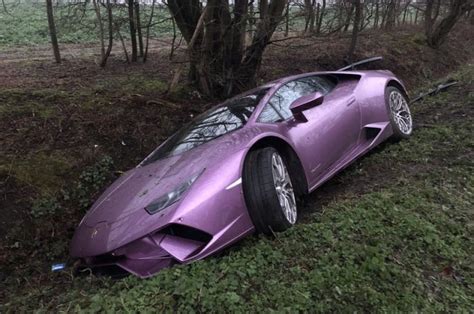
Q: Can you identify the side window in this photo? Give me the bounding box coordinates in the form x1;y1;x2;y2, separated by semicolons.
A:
258;76;335;123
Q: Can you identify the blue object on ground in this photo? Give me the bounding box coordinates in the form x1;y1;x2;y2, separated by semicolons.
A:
51;263;66;272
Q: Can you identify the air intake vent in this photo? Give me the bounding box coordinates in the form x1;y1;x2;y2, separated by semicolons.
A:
161;224;212;243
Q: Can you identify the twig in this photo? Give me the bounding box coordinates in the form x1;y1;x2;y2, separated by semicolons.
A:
1;0;13;16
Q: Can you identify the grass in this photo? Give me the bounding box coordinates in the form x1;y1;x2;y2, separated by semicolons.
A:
1;65;473;311
0;1;174;47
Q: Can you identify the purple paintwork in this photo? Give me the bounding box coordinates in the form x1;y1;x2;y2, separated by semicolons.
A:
70;70;407;278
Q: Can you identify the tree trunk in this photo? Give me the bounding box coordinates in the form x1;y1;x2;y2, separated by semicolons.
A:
259;0;269;20
316;0;325;34
385;0;396;29
433;0;442;22
169;13;177;60
117;27;130;63
426;0;469;48
100;0;114;67
46;0;61;63
93;0;105;60
249;0;255;38
374;1;379;28
402;2;409;24
168;0;286;97
236;0;286;90
304;0;311;33
143;0;156;62
135;1;144;57
128;0;138;62
229;0;249;73
168;6;209;93
343;2;355;32
309;0;316;33
303;0;316;33
167;0;203;82
347;0;362;62
315;2;320;33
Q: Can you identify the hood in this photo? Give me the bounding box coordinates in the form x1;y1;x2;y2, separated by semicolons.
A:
80;126;260;227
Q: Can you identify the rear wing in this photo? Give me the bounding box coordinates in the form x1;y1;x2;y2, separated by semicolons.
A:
338;56;383;71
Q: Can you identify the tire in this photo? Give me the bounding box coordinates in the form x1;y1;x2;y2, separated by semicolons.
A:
386;86;413;140
243;147;298;234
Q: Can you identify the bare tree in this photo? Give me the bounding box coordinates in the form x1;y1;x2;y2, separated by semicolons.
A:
117;26;130;63
303;0;316;33
143;0;157;62
374;0;380;28
46;0;61;63
316;0;326;34
168;0;287;97
128;0;138;62
425;0;470;48
93;0;105;60
343;2;355;32
384;0;397;29
401;0;411;24
135;1;144;57
100;0;114;67
347;0;362;61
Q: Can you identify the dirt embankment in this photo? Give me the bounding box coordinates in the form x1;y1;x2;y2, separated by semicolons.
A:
261;24;474;89
1;24;473;91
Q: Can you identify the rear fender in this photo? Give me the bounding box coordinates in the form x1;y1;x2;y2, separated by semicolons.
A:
356;76;394;127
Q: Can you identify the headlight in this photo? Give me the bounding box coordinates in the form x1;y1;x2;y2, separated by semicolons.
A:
145;170;203;215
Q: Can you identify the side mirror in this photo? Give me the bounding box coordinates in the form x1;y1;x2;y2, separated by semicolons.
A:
289;92;324;122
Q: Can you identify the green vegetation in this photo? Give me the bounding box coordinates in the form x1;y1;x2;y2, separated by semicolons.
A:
30;155;114;218
0;1;174;47
2;66;472;311
0;2;92;46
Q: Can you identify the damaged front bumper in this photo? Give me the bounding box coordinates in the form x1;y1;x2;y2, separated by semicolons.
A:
78;224;212;278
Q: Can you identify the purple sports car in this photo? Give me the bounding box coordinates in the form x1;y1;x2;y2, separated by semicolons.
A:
70;58;413;278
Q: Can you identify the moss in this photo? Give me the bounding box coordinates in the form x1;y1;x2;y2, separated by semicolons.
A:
0;152;75;196
95;74;167;95
0;88;65;118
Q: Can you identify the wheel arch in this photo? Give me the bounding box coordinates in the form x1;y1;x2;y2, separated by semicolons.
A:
244;136;309;197
386;79;409;100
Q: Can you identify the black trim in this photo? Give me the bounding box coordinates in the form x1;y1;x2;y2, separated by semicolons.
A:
338;56;383;71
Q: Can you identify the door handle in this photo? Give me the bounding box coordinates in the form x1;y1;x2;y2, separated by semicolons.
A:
346;96;356;107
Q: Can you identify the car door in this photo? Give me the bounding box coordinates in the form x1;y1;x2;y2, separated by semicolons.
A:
257;75;361;185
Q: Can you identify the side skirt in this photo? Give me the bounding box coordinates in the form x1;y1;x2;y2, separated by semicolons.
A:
308;122;392;192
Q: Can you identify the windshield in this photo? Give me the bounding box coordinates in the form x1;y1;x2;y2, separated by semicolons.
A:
143;88;269;164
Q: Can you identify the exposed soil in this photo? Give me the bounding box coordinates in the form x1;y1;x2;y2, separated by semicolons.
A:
0;39;183;90
1;25;472;91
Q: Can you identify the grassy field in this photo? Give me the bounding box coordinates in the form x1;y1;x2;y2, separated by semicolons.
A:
0;1;174;47
1;62;473;311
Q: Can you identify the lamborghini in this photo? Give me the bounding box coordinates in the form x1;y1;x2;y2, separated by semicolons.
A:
70;57;413;277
